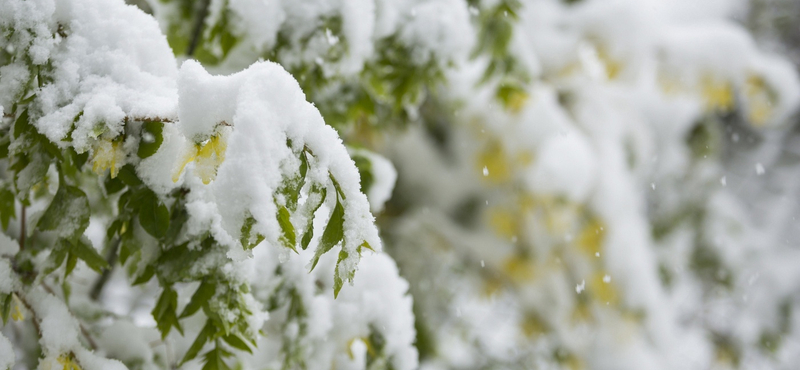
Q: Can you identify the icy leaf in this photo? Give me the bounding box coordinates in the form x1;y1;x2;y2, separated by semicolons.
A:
240;216;265;250
38;184;90;241
300;187;327;250
333;249;349;298
277;206;296;252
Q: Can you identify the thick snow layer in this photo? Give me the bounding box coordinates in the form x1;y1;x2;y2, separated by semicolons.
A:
16;0;177;151
0;333;13;370
176;60;380;272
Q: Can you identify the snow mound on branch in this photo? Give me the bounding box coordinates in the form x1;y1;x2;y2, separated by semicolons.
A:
0;0;179;150
177;60;380;270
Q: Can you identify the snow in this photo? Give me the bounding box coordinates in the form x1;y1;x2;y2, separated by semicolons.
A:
348;148;397;213
176;60;381;273
0;333;13;370
27;287;81;356
1;0;799;369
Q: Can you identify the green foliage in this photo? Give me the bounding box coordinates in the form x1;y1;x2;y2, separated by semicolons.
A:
153;286;184;339
310;198;344;271
471;0;531;110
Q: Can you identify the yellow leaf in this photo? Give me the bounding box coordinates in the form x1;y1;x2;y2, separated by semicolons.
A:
596;46;623;80
172;131;228;184
502;255;536;282
489;207;518;240
700;75;734;112
744;74;775;127
57;354;82;370
11;294;23;321
476;140;511;184
92;140;124;178
521;312;548;338
346;337;376;360
590;272;618;306
576;216;605;257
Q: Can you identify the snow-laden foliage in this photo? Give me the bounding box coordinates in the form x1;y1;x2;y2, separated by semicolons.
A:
151;0;473;130
0;0;416;369
2;0;800;369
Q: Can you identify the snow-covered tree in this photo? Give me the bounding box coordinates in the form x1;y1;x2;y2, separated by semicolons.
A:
1;0;799;370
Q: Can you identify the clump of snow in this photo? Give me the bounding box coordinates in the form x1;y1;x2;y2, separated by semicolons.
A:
348;148;398;213
177;59;380;274
27;287;81;356
0;334;12;370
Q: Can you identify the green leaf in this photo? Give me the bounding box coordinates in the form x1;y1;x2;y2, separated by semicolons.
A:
152;286;183;339
118;232;140;265
70;238;109;272
62;280;72;305
299;150;309;179
0;137;9;160
0;187;15;230
329;173;346;200
138;190;170;239
333;249;348;298
38;184;90;241
133;265;156;285
104;175;125;195
181;320;214;365
202;345;232;370
13;109;29;139
360;241;374;252
300;187;326;250
164;191;189;245
180;279;216;318
239;216;264;250
352;154;374;195
222;333;253;354
65;252;78;277
310;197;344;271
46;243;68;275
138;121;164;159
277;206;296;252
106;219;123;241
0;294;11;325
117;164;143;187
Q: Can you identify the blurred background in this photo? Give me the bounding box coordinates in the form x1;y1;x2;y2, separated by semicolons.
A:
134;0;800;368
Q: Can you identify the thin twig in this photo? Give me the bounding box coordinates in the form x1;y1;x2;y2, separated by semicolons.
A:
186;0;211;57
123;116;177;124
15;292;41;338
19;205;25;251
89;238;120;301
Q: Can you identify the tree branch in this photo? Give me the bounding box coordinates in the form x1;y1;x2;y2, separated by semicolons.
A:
186;0;211;57
89;238;120;301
